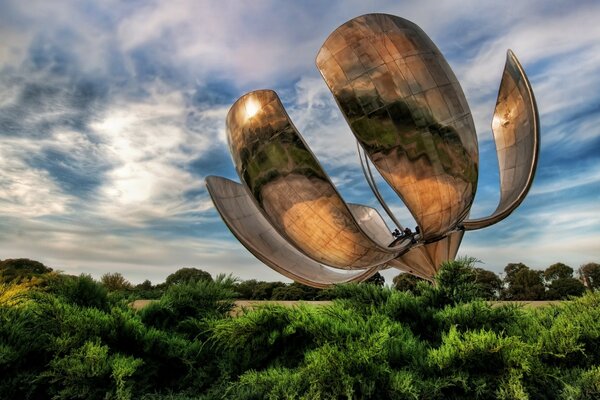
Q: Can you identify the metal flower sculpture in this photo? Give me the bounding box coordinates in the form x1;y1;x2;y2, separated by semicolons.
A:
206;14;539;287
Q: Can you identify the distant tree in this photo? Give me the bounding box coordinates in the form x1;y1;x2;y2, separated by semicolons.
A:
546;278;585;300
502;263;545;300
579;262;600;291
137;279;153;291
132;279;162;299
234;279;259;299
504;263;529;285
392;273;425;293
473;268;502;300
165;268;212;286
100;272;132;291
271;284;307;300
544;263;574;281
0;258;52;283
364;272;385;287
251;281;286;300
542;262;584;300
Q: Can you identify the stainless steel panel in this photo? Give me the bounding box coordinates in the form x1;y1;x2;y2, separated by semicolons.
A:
347;203;394;249
463;50;539;230
421;230;465;274
226;89;411;269
206;176;380;287
317;13;478;241
388;245;437;281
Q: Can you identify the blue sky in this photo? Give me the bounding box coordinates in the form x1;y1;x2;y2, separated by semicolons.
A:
0;0;599;284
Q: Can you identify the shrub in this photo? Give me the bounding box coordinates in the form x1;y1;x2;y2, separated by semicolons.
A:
433;257;486;305
140;276;236;336
49;274;109;310
43;340;142;400
2;270;600;399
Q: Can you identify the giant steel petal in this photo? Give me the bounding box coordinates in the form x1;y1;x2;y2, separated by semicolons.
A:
206;176;381;288
316;13;478;241
421;230;465;273
226;89;411;269
463;50;539;230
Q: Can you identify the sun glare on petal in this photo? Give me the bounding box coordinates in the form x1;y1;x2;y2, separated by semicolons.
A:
245;97;260;119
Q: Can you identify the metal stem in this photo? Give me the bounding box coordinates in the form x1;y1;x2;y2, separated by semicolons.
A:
356;141;404;230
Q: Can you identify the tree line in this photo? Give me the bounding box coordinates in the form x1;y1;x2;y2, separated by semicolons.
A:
1;258;599;302
394;261;600;301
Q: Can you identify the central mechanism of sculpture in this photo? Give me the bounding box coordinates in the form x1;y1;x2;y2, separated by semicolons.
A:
206;14;539;287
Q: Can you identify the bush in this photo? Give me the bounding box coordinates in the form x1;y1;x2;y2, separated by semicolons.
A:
50;274;109;310
433;257;486;305
1;266;600;399
140;275;236;335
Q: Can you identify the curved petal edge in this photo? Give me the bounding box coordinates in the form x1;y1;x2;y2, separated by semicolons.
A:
205;176;381;288
463;50;540;230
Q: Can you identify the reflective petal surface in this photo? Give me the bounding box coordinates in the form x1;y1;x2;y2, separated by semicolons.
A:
317;13;478;240
389;230;464;280
226;89;411;269
463;50;539;230
206;176;380;287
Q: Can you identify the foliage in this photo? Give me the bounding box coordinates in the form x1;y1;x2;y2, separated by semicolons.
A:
546;277;585;300
544;262;574;281
234;279;286;299
50;274;110;310
271;282;330;301
102;272;133;292
131;280;164;300
579;262;600;291
502;263;546;300
392;273;425;294
433;257;486;305
0;258;52;284
1;259;600;399
473;267;502;300
140;274;237;336
543;263;585;300
165;268;213;286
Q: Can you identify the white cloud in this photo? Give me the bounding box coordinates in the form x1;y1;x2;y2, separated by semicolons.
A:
86;85;221;226
0;154;71;217
0;214;285;283
531;165;600;196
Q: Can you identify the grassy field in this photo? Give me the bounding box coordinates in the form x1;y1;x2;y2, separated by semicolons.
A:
130;298;565;314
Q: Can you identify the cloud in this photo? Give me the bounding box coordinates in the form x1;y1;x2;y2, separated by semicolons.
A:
531;163;600;196
0;142;72;217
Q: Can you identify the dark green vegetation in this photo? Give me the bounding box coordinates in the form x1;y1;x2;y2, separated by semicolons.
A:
393;261;591;301
1;258;600;399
